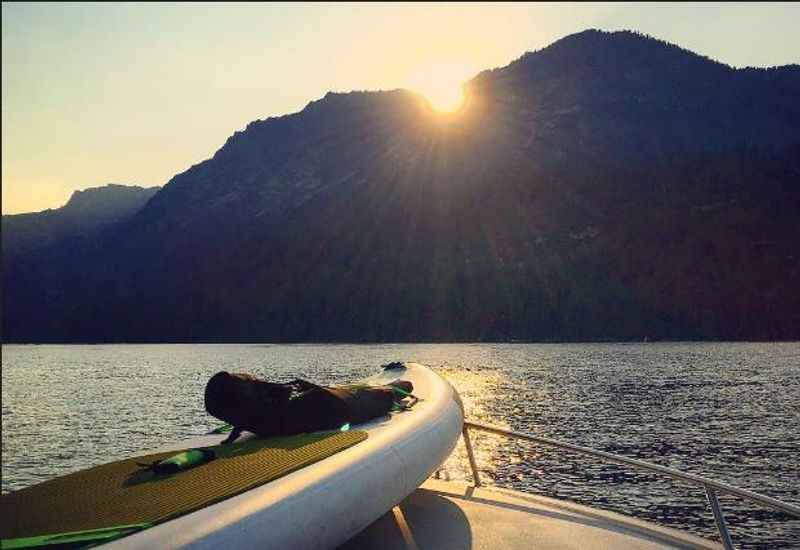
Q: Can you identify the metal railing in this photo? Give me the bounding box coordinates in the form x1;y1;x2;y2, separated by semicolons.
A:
461;421;800;550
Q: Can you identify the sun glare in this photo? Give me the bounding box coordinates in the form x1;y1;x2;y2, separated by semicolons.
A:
423;84;465;113
408;57;474;113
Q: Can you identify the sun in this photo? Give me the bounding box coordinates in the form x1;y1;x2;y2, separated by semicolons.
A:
422;83;465;113
408;57;472;113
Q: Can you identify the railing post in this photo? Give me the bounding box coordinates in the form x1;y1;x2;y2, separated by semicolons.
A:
705;486;735;550
462;424;481;487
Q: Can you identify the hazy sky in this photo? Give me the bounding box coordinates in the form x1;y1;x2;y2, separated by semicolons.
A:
2;2;798;214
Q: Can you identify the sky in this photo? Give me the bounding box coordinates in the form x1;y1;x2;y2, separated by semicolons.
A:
2;2;798;214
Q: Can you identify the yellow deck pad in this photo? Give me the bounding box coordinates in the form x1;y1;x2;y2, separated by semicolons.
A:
1;431;367;544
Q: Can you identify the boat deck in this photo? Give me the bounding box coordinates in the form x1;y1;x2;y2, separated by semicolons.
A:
341;479;721;549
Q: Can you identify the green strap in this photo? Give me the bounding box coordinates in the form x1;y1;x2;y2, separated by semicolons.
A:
208;424;233;434
390;386;412;398
391;387;420;411
1;523;151;549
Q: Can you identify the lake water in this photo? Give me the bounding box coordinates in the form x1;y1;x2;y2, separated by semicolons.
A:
2;343;798;548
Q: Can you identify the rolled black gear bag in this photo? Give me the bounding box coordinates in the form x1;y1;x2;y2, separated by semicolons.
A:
204;372;411;442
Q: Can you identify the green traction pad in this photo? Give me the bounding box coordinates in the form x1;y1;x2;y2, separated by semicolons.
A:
1;430;367;548
0;524;151;549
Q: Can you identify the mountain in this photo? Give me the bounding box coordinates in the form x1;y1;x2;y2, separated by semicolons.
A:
3;30;799;342
468;30;799;164
2;184;160;260
2;184;159;337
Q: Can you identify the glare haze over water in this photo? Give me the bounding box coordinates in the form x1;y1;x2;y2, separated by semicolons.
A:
2;343;798;548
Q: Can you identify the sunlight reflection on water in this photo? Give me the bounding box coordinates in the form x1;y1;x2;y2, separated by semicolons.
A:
433;365;512;483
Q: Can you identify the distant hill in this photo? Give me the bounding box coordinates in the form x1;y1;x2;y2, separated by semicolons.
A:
2;184;159;337
2;184;160;259
3;30;798;342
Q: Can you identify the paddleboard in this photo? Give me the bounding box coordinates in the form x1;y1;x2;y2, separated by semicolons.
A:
2;362;463;549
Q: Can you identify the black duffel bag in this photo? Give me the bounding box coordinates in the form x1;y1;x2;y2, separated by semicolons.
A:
204;372;412;443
